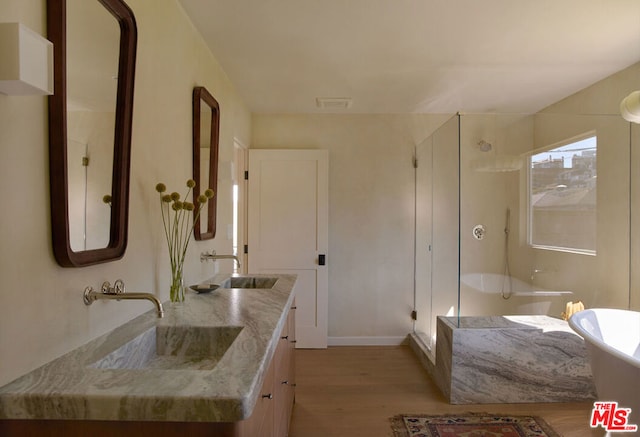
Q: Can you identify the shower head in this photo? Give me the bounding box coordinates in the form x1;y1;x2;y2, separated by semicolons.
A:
478;140;492;152
472;139;522;172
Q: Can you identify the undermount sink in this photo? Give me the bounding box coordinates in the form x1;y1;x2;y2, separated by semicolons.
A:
222;276;278;289
89;325;242;371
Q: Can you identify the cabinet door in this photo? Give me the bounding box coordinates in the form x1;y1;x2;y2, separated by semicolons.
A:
274;305;297;437
238;358;275;437
285;304;296;428
274;314;290;437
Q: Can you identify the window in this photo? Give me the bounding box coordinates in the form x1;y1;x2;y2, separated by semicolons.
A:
529;134;597;254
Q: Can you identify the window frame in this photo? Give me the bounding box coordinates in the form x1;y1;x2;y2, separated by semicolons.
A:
527;131;597;256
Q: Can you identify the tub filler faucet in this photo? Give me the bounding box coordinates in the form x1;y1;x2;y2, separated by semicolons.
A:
530;268;555;281
200;250;241;269
83;279;164;318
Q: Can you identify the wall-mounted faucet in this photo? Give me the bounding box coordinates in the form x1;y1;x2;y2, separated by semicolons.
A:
200;250;241;269
83;279;164;318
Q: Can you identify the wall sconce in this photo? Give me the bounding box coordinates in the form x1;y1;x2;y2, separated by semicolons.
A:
620;91;640;124
0;23;53;95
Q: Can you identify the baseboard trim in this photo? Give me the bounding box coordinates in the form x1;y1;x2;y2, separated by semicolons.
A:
327;336;408;346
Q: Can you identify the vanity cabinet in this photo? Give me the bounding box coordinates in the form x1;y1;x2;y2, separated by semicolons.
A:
238;300;296;437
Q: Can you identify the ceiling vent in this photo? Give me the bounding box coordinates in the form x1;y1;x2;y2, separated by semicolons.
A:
316;97;353;109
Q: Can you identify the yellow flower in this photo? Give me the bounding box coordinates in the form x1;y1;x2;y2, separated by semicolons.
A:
102;194;112;204
156;179;208;303
204;189;215;199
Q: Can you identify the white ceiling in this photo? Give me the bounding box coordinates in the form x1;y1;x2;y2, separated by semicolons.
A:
178;0;640;114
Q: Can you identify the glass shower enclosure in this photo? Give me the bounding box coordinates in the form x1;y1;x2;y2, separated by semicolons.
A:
413;111;634;351
414;114;460;349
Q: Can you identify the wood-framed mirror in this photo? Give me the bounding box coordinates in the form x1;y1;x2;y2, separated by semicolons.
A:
192;86;220;240
47;0;137;267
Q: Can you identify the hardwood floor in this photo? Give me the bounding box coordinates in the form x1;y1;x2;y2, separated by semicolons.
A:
289;346;601;437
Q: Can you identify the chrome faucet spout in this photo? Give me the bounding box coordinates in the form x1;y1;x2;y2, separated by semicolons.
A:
83;280;164;318
200;250;241;269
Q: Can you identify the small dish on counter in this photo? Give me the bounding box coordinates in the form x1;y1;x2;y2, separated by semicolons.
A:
189;283;221;294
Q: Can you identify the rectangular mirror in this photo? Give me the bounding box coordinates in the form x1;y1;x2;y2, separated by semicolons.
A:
47;0;137;266
192;86;220;240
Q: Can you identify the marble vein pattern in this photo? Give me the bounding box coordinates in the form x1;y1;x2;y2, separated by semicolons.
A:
0;274;297;423
408;315;596;404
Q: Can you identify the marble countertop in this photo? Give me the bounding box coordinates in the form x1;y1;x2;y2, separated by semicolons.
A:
441;315;576;332
0;273;297;423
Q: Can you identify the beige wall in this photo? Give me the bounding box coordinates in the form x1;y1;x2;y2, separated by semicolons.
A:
251;114;451;341
0;0;250;386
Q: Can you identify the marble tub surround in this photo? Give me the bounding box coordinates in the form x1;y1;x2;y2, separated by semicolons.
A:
0;273;297;423
436;315;596;404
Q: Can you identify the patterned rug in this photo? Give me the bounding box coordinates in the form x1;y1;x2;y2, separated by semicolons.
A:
390;413;560;437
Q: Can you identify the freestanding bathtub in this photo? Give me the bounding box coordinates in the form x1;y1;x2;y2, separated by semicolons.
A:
569;308;640;427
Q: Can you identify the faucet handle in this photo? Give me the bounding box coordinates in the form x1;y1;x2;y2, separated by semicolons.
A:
100;279;126;294
83;286;95;305
200;250;217;262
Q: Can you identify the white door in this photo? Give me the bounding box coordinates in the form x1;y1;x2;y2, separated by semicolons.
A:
248;149;328;348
